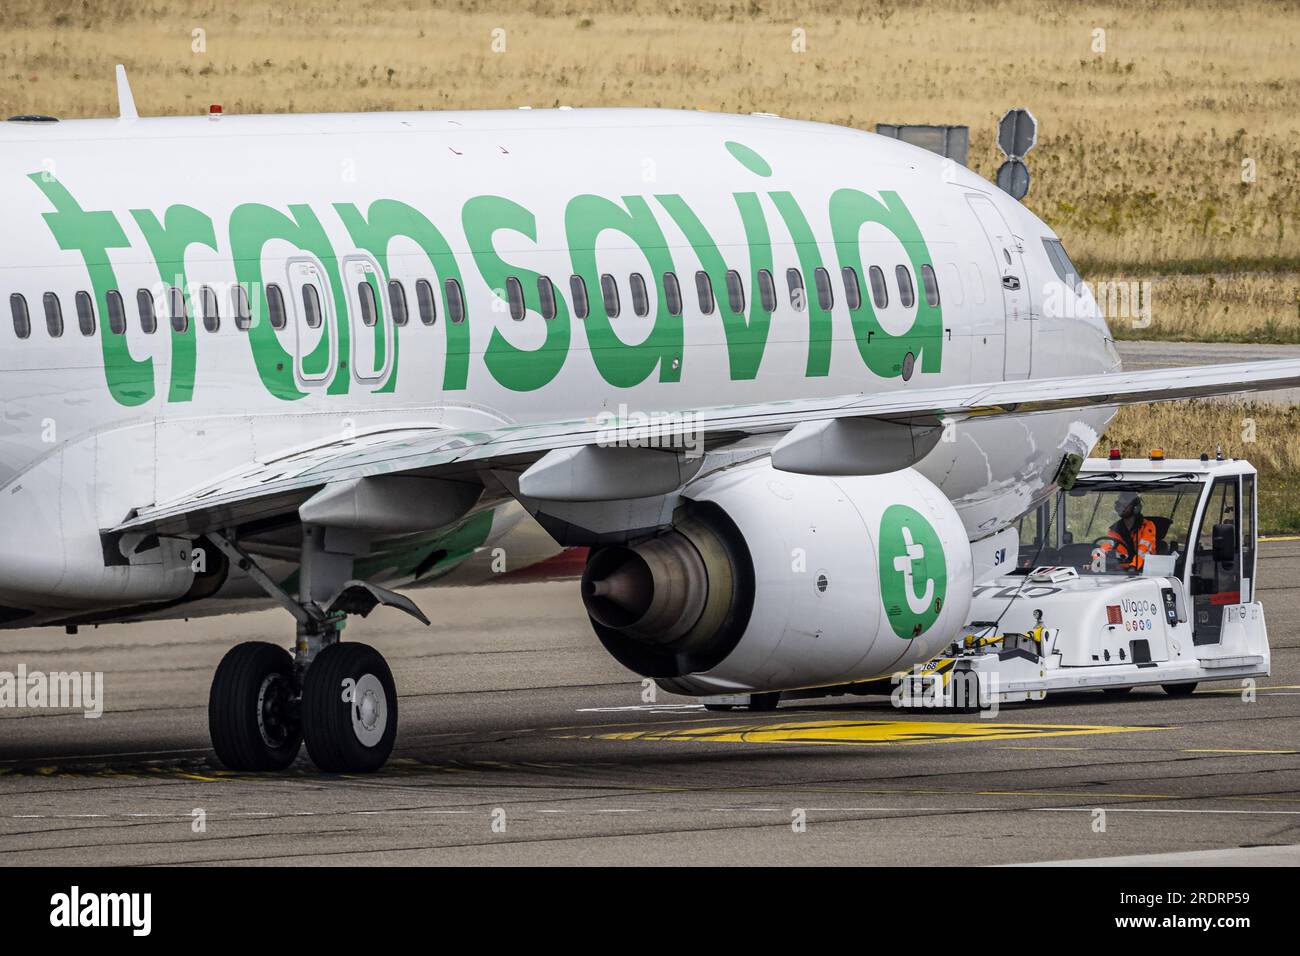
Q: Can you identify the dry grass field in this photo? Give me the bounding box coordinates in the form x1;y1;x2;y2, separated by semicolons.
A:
2;2;1297;268
1108;272;1300;343
0;1;1296;342
1099;401;1300;532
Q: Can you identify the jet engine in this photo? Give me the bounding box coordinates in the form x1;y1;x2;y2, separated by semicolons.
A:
581;460;973;696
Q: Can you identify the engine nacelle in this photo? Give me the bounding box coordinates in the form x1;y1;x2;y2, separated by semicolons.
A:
581;460;973;695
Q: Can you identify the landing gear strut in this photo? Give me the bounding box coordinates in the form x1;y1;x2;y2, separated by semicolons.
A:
204;529;427;773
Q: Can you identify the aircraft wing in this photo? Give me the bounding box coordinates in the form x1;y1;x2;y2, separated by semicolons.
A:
111;359;1300;537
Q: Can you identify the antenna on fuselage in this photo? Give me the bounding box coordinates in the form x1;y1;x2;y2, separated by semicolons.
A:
115;64;138;120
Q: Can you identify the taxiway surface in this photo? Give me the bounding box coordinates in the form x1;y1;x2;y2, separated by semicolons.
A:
1;542;1298;866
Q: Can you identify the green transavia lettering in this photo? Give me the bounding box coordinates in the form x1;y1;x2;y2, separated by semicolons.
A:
27;142;944;405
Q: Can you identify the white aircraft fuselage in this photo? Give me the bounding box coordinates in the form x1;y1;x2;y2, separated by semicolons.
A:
0;107;1115;628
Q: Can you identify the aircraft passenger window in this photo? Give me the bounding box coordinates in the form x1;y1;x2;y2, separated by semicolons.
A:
757;269;777;313
940;262;964;306
725;270;745;314
232;285;253;330
388;280;409;326
841;267;862;311
356;281;377;327
868;266;889;309
105;290;127;336
77;290;98;336
695;271;715;315
43;292;63;338
445;278;466;324
10;293;30;339
505;276;526;321
201;286;220;333
629;273;649;317
569;275;589;320
537;276;557;321
302;283;324;329
137;289;158;333
267;283;287;330
964;262;986;305
663;272;682;316
895;265;915;308
813;267;834;311
786;268;806;312
600;273;621;318
169;286;189;333
920;264;941;307
415;279;437;325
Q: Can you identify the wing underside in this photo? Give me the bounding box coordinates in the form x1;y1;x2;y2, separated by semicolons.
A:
110;359;1300;538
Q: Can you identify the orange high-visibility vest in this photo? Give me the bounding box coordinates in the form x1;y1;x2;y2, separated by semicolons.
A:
1102;518;1158;569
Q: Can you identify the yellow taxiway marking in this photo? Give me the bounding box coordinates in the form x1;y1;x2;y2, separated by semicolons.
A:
580;718;1165;748
1196;683;1300;694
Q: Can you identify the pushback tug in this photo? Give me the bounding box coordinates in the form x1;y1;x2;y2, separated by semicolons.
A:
702;450;1269;712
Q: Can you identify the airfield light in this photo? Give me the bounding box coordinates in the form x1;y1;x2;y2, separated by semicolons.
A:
1150;448;1165;461
1108;447;1122;461
209;104;223;115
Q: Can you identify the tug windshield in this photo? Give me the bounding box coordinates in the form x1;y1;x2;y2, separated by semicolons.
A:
1016;477;1204;575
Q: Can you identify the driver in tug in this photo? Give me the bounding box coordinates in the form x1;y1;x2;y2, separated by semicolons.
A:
1100;491;1158;571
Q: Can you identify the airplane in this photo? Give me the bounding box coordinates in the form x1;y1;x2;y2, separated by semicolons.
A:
2;68;1297;772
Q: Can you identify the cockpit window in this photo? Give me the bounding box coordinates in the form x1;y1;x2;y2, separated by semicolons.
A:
1042;238;1082;292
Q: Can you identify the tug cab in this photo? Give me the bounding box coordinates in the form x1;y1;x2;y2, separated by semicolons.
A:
1015;450;1257;649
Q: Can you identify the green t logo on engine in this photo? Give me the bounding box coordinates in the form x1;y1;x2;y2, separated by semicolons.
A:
878;505;948;639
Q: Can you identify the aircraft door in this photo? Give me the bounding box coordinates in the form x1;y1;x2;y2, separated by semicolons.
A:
1188;476;1242;646
285;257;336;387
342;256;393;385
967;194;1031;379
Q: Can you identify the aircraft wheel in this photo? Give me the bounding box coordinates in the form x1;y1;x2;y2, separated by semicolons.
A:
209;642;302;771
748;692;781;712
703;703;734;712
1162;682;1198;697
302;642;397;773
1103;687;1133;697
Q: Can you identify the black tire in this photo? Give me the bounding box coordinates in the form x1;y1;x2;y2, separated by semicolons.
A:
302;642;397;773
209;642;301;771
748;692;781;712
1103;686;1134;697
703;703;734;712
1162;682;1198;697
